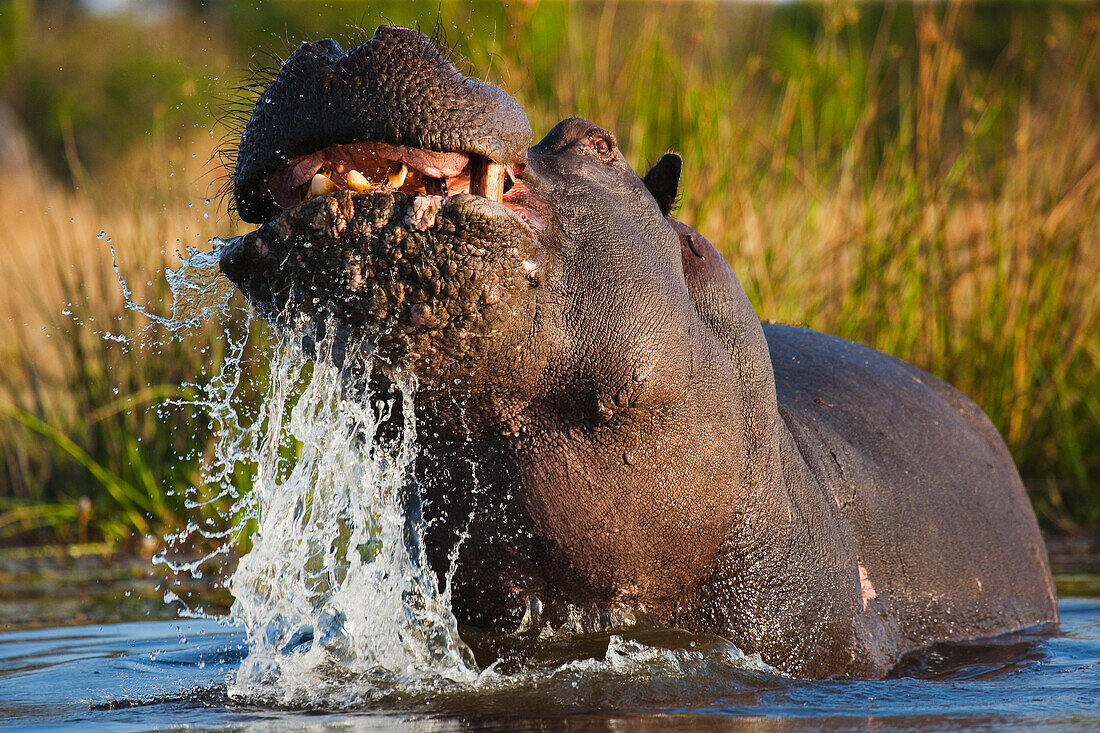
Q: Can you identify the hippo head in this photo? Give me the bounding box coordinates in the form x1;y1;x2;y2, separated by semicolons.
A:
220;26;703;412
220;27;742;628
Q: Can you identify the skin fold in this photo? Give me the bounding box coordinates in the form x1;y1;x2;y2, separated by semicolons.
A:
218;26;1058;679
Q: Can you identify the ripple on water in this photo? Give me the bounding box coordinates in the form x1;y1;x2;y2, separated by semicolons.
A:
0;602;1099;729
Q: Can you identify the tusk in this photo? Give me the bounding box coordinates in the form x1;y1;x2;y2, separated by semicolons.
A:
471;158;506;202
483;162;505;202
346;169;373;191
309;173;339;198
388;161;408;189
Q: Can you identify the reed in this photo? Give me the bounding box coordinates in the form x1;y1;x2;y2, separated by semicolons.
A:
0;2;1097;544
0;135;260;546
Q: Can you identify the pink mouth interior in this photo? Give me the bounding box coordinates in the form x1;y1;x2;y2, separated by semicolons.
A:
267;142;478;209
266;141;546;232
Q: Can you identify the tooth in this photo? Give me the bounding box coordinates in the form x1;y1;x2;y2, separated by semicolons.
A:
388;162;407;189
484;162;505;202
309;173;338;198
472;158;506;202
346;169;372;191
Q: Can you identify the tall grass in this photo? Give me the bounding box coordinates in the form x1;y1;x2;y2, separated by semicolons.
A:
0;2;1097;544
0;135;265;547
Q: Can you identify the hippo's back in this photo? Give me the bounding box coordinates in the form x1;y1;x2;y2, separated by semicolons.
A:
763;323;1057;649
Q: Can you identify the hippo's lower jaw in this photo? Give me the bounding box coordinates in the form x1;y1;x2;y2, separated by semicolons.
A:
218;184;544;380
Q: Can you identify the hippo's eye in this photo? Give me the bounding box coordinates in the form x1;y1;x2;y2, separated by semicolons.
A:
592;136;614;160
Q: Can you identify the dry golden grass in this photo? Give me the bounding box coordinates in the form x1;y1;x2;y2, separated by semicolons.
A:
0;134;256;542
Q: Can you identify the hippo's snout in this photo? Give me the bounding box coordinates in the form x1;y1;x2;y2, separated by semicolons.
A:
232;25;532;224
218;25;547;380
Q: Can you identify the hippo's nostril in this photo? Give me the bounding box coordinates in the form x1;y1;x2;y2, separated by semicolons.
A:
283;38;345;70
302;38;344;57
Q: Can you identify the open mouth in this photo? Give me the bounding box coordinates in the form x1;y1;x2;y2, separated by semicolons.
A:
268;142;516;209
256;142;543;235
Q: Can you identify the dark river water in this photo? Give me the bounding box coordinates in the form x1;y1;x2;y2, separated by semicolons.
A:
1;553;1098;731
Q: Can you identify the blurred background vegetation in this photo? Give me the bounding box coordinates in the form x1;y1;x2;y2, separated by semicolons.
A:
0;0;1097;552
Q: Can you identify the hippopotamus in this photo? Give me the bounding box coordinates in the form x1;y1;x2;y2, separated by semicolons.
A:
218;26;1058;678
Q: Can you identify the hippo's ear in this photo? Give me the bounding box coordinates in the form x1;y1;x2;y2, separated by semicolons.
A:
643;153;682;216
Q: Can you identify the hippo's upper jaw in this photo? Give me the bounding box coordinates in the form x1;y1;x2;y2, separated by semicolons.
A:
219;26;548;385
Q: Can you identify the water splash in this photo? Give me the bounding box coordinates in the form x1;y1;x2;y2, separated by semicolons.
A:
109;241;236;338
221;339;479;705
145;241;476;704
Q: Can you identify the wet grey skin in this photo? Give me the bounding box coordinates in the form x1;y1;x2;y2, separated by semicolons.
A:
218;26;1058;679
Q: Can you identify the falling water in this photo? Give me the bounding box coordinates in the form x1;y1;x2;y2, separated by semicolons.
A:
219;337;480;706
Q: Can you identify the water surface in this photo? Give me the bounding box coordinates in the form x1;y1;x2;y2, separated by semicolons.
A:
1;598;1098;731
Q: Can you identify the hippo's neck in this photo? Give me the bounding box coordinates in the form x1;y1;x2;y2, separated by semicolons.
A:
676;228;867;676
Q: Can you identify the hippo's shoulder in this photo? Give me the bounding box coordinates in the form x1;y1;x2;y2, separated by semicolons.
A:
762;323;1001;442
760;320;1018;512
764;323;948;400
